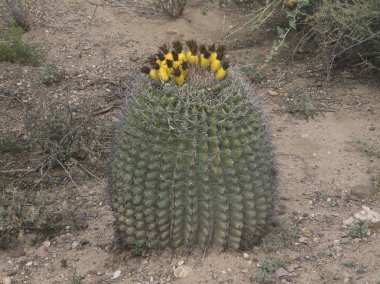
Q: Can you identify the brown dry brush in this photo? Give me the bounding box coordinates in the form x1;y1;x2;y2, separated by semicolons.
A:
0;0;32;31
308;0;380;70
156;0;187;17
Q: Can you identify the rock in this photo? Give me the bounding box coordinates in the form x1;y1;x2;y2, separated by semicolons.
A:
129;53;139;62
112;270;121;279
3;277;12;284
25;261;33;266
72;241;80;249
287;263;300;272
43;241;51;247
177;260;184;266
350;185;378;199
241;269;248;274
343;217;354;226
7;247;25;258
354;206;380;223
298;237;308;244
173;265;191;279
275;267;289;277
34;246;48;258
267;89;280;96
243;253;250;259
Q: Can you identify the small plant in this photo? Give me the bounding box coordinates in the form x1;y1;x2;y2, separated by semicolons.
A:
0;25;41;66
262;219;300;252
70;271;83;284
352;139;380;189
253;256;287;283
0;134;21;155
156;0;188;18
60;258;68;268
1;0;32;31
284;93;317;120
40;64;65;86
342;259;358;268
349;220;369;239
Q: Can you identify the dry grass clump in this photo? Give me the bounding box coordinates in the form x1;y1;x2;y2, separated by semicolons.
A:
1;0;32;31
155;0;187;18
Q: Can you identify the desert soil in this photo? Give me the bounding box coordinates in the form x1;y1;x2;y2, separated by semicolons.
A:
1;1;380;284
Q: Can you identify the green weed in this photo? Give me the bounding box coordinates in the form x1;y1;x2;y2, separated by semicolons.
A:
262;219;300;252
349;221;369;239
0;25;41;65
253;256;287;284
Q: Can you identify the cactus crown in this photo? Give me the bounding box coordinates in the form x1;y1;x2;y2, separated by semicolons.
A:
141;40;230;85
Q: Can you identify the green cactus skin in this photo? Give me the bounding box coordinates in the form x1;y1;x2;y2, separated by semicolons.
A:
110;76;275;252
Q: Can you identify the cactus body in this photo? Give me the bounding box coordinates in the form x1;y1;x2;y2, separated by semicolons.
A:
110;76;275;251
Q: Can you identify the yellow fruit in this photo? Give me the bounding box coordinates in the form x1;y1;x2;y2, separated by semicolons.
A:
173;60;182;68
149;69;159;81
210;52;217;61
165;53;173;61
179;52;187;62
174;74;185;85
211;59;221;72
200;55;210;69
158;68;169;82
216;68;227;81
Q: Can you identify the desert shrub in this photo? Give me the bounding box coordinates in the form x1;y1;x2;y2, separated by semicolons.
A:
308;0;380;69
30;103;99;165
231;0;380;70
0;0;32;31
253;256;288;283
0;25;40;65
0;186;83;248
155;0;187;17
40;64;66;86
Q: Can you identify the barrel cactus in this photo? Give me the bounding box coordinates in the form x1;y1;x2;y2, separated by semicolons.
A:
109;67;276;252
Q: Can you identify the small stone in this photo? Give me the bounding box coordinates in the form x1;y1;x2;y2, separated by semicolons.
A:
26;261;33;266
43;241;51;247
241;269;248;274
275;267;289;277
351;185;378;199
112;270;121;279
343;217;354;226
129;53;139;62
72;241;80;249
333;239;340;245
287;263;300;272
3;277;12;284
334;245;342;252
173;266;191;279
243;253;250;259
327;198;332;202
267;90;280;96
177;260;184;266
298;237;308;244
